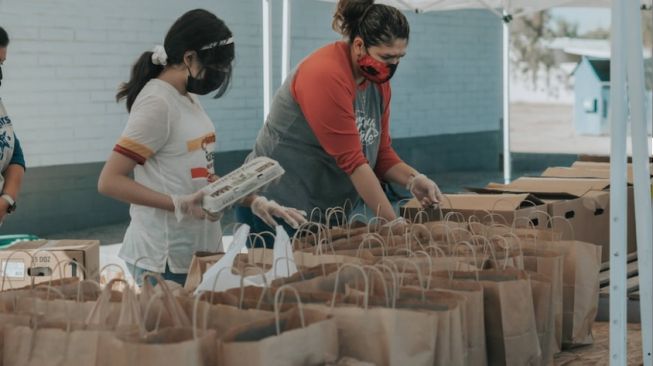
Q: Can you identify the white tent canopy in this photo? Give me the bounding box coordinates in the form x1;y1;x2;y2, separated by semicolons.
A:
324;0;651;14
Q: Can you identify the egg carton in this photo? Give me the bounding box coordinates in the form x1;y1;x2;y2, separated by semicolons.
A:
201;157;285;214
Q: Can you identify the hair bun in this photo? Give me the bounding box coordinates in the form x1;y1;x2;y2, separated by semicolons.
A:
332;0;374;37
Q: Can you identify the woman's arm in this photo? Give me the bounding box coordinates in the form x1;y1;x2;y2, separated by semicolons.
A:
98;152;174;212
351;164;396;221
381;162;418;188
0;164;25;221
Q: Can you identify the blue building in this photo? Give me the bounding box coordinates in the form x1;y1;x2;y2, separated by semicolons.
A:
572;56;652;135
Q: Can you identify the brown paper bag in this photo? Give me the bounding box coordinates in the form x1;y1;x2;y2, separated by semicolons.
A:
96;327;217;366
435;269;541;366
219;306;338;366
304;301;437;366
183;251;225;292
0;313;31;365
3;325;107;366
520;239;601;347
400;276;487;366
345;284;467;366
528;273;555;366
521;249;564;353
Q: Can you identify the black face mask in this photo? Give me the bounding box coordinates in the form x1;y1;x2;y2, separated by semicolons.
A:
0;66;3;88
186;65;226;98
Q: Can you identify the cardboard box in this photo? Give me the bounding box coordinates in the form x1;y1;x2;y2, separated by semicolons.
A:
470;177;626;259
541;167;642;259
401;193;549;229
0;240;99;289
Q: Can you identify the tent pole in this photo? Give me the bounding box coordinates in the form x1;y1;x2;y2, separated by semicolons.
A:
625;0;653;365
262;0;273;123
502;12;512;184
608;0;629;364
282;0;292;82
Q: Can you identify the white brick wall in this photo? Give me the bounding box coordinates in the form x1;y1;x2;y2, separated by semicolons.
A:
0;0;501;168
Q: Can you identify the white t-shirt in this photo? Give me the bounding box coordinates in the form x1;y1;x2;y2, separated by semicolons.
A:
115;79;222;273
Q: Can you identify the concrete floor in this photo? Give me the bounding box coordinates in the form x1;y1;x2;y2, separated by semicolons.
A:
511;102;642;156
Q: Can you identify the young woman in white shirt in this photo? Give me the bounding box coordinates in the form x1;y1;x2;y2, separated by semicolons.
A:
98;9;305;285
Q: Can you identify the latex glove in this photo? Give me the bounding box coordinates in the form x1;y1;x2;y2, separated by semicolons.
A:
251;196;307;229
407;173;444;208
171;191;223;222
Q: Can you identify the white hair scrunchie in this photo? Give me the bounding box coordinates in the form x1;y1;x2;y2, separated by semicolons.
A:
151;45;168;66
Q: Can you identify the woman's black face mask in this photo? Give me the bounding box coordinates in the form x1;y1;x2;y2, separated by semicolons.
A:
186;65;227;98
0;66;3;88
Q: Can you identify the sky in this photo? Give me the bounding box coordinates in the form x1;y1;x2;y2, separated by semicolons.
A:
550;7;611;34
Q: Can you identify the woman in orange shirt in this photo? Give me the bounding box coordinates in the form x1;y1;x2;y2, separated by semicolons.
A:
239;0;443;241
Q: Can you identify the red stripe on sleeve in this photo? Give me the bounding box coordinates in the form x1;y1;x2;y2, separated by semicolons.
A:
113;145;146;165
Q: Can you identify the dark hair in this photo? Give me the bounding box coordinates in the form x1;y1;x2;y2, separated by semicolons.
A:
116;9;235;112
332;0;409;47
0;27;9;47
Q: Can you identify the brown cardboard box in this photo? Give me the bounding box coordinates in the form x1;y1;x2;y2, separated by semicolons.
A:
542;166;642;258
471;177;623;259
401;193;549;229
0;240;99;290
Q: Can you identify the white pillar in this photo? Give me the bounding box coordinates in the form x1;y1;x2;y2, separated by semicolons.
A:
502;13;511;184
625;0;653;364
608;0;628;364
262;0;273;123
281;0;292;82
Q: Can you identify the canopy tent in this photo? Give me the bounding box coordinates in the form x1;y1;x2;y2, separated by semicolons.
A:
261;2;652;363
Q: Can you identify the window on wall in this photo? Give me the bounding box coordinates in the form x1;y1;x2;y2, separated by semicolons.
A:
583;98;598;113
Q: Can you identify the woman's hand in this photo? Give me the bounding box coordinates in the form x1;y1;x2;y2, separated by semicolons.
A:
251;196;307;229
171;191;222;222
407;174;444;208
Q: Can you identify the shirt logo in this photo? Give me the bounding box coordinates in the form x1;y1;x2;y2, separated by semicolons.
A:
356;111;379;146
0;131;12;161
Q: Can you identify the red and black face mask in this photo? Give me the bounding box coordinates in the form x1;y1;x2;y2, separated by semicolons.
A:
357;52;398;84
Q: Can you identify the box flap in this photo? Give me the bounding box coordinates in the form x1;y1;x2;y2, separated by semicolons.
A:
404;193;544;211
467;185;578;200
569;162;652;183
478;177;611;198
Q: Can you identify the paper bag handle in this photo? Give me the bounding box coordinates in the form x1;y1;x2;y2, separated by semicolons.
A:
331;263;369;310
274;284;306;335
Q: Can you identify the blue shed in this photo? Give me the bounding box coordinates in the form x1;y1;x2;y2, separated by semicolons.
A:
573;56;652;136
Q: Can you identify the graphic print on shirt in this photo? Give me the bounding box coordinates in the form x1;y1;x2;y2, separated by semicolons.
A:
187;132;217;182
355;108;379;146
0;131;11;161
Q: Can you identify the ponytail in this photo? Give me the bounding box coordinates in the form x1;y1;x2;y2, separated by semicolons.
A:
116;9;233;113
116;51;164;112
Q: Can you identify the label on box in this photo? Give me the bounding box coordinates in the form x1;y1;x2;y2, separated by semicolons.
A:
1;260;25;279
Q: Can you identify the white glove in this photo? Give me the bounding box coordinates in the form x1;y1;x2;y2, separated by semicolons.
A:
171;191;223;222
251;196;307;229
407;173;444;208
